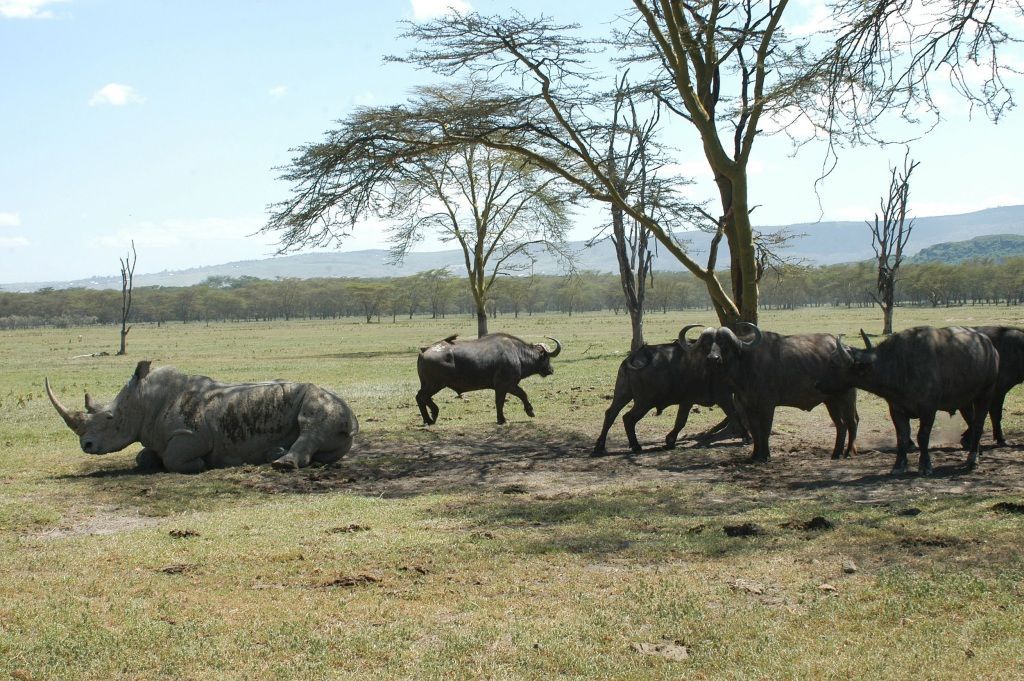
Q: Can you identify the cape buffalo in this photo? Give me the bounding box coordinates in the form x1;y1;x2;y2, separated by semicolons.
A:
708;325;859;463
416;333;561;425
46;361;358;473
593;325;747;455
819;326;998;475
960;326;1024;447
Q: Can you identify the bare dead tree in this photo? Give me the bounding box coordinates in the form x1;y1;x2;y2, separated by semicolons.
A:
117;240;136;356
869;152;919;335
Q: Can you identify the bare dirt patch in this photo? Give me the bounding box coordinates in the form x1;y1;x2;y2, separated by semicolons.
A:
37;505;162;539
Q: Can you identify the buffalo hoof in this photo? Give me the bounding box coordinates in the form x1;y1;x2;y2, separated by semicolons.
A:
830;452;842;461
891;465;908;475
748;454;769;464
664;436;678;450
591;447;610;457
918;465;933;476
629;444;643;454
995;439;1008;448
525;408;535;418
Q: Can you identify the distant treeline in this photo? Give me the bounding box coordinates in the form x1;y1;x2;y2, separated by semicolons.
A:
2;258;1022;329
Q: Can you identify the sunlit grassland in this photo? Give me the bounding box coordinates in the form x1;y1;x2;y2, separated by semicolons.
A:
1;306;1023;679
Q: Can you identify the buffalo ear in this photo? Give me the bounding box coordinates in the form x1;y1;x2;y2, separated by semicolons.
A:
134;360;152;381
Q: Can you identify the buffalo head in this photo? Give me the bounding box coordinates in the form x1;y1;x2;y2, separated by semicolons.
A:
817;331;875;393
533;336;562;376
46;360;151;455
707;322;763;367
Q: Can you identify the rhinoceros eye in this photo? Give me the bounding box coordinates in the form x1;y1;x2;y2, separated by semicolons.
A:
105;414;114;420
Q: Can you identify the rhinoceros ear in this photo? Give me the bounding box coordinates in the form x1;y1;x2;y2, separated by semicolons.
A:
133;360;152;381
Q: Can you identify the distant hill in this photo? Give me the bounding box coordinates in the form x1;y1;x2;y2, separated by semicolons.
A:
910;234;1024;263
4;205;1023;291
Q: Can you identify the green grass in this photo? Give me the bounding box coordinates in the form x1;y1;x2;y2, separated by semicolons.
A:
1;307;1023;679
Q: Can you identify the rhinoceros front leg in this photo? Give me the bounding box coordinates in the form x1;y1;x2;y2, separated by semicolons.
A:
271;433;321;470
135;447;164;471
161;431;209;474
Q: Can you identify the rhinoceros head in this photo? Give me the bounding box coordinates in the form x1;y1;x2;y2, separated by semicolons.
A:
46;360;151;455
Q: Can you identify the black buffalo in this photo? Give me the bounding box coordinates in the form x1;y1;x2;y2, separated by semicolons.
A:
416;333;561;425
708;325;859;462
593;325;747;455
819;326;998;475
960;326;1024;447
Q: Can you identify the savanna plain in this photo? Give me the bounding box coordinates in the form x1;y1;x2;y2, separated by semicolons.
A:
2;307;1023;679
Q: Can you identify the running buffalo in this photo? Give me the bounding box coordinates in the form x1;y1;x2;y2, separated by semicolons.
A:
960;326;1024;447
707;325;859;462
416;333;561;425
593;325;746;455
46;361;359;473
819;326;998;475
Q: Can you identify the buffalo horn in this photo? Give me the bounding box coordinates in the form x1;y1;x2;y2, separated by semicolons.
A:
678;324;704;345
859;328;873;350
45;378;85;432
736;322;763;348
544;336;562;357
834;334;854;367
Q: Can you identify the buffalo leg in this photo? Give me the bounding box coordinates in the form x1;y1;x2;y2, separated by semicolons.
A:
966;393;991;468
889;405;913;474
665;404;692;449
824;401;847;460
508;385;535;418
990;390;1008;447
495;390;508;425
747;404;774;462
916;411;935;476
622;403;653;453
161;432;209;474
595;393;632;455
416;388;440;425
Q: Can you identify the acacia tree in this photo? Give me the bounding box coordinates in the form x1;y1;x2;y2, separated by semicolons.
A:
382;1;1019;325
116;240;136;355
264;86;572;338
869;153;919;335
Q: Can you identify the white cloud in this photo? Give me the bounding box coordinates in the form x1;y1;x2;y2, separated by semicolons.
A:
88;83;145;107
0;0;68;19
411;0;471;21
352;91;376;106
0;236;29;248
268;85;288;98
94;217;264;251
0;212;21;228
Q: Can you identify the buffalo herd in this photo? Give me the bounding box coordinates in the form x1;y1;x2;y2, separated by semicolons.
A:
47;324;1022;476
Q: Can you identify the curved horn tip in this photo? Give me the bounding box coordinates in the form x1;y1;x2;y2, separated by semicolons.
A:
544;336;562;357
678;324;704;344
737;322;763;348
859;328;873;350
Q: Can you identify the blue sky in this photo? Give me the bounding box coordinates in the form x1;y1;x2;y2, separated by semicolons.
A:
2;0;1022;284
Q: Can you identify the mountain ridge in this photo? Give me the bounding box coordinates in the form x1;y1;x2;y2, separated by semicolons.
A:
5;205;1023;292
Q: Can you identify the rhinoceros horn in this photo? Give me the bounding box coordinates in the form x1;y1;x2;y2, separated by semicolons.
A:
543;336;562;357
84;392;100;414
45;378;85;433
859;328;874;350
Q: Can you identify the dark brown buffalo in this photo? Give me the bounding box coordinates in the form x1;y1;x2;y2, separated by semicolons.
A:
593;325;747;455
819;326;998;475
960;326;1024;447
416;333;561;425
708;325;859;463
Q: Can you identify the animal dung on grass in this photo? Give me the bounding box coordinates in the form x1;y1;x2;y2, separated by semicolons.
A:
45;361;358;474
